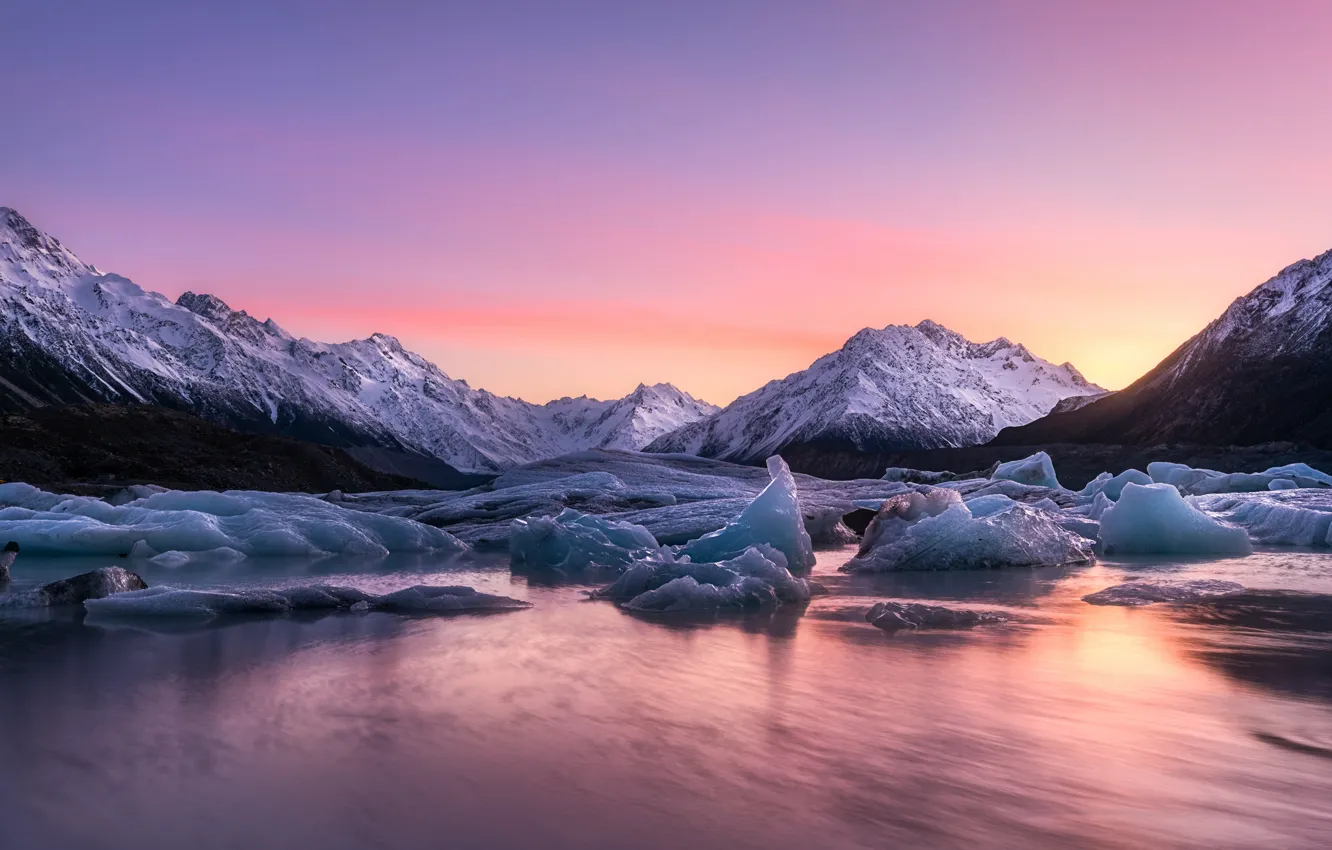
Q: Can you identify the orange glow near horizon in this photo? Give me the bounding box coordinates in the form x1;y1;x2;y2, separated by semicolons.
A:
6;1;1332;405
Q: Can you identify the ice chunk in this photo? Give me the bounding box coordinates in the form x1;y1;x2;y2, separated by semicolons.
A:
1098;483;1252;555
992;452;1061;490
1268;478;1299;491
1146;462;1330;496
592;545;810;612
859;488;964;554
1079;469;1152;501
866;601;1010;631
1082;579;1246;606
845;502;1094;572
509;508;658;574
1262;463;1332;486
0;485;465;558
677;457;815;571
1191;491;1332;547
84;583;529;620
962;493;1017;518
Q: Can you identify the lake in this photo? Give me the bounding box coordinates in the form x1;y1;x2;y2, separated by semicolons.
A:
2;548;1330;849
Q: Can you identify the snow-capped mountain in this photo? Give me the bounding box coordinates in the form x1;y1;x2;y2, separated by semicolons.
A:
646;320;1102;463
0;207;715;473
994;247;1332;448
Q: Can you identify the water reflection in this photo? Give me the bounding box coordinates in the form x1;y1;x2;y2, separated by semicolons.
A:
0;551;1330;849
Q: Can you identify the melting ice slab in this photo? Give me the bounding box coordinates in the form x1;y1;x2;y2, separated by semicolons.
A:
509;508;658;574
1098;483;1252;555
677;456;816;571
1082;580;1246;607
0;483;465;558
84;584;530;619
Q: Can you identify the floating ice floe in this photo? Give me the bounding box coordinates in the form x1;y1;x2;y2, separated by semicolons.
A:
858;488;962;555
1189;490;1332;547
866;600;1010;631
677;457;816;572
509;508;659;574
991;451;1061;490
1082;579;1246;606
1098;483;1252;555
0;483;465;558
340;450;905;548
84;584;530;619
1146;462;1332;496
590;545;813;613
845;497;1094;572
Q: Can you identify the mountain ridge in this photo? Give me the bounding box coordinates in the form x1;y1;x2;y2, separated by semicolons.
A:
992;246;1332;448
0;207;717;472
646;318;1102;463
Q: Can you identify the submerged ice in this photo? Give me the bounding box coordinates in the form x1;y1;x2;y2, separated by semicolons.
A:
84;583;530;619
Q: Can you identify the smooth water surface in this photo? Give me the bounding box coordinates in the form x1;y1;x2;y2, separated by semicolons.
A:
2;548;1331;849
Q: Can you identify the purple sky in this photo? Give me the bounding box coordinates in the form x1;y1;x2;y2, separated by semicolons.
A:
6;0;1332;403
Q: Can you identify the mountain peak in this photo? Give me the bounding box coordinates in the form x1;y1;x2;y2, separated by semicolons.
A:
0;207;89;279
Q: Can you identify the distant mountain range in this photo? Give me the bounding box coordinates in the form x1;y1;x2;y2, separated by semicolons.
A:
995;247;1332;449
0;207;716;473
646;320;1102;463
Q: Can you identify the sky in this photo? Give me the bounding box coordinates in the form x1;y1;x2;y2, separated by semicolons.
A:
4;0;1331;405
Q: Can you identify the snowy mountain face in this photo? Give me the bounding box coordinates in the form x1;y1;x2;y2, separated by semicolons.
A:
646;319;1102;464
0;208;715;473
993;248;1332;448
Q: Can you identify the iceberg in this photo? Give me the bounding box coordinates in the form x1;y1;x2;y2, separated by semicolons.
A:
1098;483;1252;555
866;600;1010;631
677;457;816;572
84;583;529;620
1082;579;1246;606
591;545;811;612
0;486;465;558
845;502;1094;572
1079;469;1152;501
992;451;1061;490
1268;478;1299;491
508;508;659;574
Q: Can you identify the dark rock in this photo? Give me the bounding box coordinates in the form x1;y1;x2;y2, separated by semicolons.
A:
38;567;148;606
0;541;17;583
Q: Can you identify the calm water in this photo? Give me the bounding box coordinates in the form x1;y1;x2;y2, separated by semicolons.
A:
2;549;1331;850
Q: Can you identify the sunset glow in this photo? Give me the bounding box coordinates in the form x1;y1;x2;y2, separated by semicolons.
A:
6;0;1331;403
